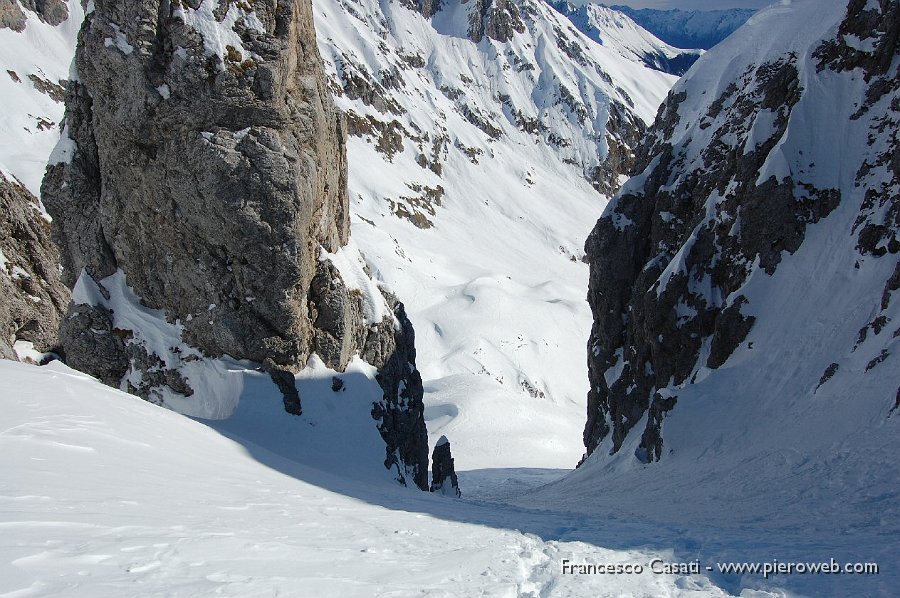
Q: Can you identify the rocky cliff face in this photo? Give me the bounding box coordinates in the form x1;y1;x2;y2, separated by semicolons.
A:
583;0;899;463
402;0;523;43
0;175;69;360
42;0;428;488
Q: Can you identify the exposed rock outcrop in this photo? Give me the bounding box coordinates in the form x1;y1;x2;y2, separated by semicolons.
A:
467;0;525;43
42;0;428;488
0;0;68;30
0;0;26;31
590;101;645;197
20;0;68;25
401;0;524;43
582;0;899;463
429;435;461;498
0;175;69;360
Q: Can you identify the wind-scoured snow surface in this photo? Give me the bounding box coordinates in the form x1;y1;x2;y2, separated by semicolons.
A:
312;0;676;469
608;4;755;50
0;0;82;196
1;359;772;597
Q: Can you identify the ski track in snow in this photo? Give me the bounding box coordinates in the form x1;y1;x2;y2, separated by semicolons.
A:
1;361;742;598
2;360;894;597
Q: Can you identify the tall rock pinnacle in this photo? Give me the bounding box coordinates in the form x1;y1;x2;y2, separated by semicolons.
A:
42;0;429;489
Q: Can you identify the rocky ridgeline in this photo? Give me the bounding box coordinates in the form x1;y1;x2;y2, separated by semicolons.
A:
401;0;524;43
42;0;430;489
583;0;899;463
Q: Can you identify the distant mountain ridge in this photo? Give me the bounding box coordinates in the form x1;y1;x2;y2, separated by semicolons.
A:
608;4;756;50
549;1;702;76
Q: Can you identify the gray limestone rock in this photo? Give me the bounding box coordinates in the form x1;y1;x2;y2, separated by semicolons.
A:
0;0;26;31
367;291;429;490
0;0;68;31
42;0;428;488
264;359;303;416
58;302;128;385
309;260;365;370
590;101;645;197
44;0;350;368
468;0;525;43
0;175;69;361
400;0;524;44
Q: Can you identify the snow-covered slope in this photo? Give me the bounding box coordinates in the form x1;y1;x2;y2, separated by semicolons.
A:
550;2;702;75
1;353;891;597
0;0;81;196
312;0;677;469
1;359;750;597
526;1;899;594
608;4;755;51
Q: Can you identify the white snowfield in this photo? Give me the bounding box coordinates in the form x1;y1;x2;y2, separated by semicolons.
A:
0;361;740;597
2;359;783;598
3;358;894;596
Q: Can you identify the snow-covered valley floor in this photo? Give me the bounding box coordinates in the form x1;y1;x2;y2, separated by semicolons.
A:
2;360;893;597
